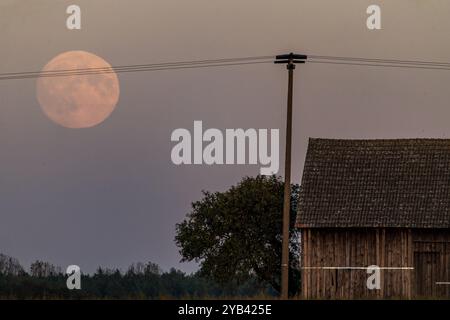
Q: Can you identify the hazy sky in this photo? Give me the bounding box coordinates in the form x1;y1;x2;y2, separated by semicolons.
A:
1;0;450;273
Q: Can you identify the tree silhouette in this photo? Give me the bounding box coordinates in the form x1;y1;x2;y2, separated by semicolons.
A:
175;175;300;296
0;256;268;299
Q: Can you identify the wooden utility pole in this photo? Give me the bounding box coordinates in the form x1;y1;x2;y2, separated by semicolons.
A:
274;53;307;299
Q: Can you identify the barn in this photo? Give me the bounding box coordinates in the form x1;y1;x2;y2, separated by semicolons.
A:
296;138;450;299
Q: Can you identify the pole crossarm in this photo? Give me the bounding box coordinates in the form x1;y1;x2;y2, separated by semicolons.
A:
274;60;305;64
275;53;308;60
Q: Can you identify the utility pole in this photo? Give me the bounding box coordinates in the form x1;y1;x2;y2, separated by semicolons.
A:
274;53;307;299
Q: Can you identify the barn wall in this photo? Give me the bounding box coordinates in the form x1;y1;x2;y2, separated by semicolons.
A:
300;228;414;299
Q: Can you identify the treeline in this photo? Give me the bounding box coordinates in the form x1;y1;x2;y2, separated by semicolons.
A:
0;254;272;299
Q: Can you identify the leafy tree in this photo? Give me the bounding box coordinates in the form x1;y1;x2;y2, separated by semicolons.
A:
175;175;300;296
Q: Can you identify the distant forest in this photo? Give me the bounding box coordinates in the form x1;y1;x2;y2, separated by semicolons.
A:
0;253;272;299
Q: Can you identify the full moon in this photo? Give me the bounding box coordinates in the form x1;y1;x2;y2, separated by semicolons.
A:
36;51;120;128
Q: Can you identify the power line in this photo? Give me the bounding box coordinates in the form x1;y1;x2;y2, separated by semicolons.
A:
308;60;450;71
0;60;273;81
309;55;450;67
1;55;274;76
3;54;450;81
308;54;450;71
0;56;273;80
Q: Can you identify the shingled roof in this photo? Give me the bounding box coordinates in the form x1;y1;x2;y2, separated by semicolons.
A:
296;138;450;228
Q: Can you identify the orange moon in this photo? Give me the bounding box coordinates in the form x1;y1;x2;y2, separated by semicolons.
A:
36;51;120;128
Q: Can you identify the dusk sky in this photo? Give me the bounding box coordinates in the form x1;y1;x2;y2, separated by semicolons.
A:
1;0;450;273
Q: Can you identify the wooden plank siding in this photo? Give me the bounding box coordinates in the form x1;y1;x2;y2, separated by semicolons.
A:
412;229;450;298
299;228;450;299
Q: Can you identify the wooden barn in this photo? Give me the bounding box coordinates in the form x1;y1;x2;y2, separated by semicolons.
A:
296;138;450;299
